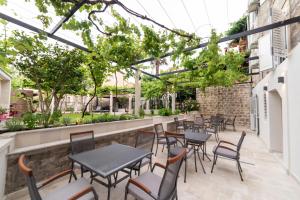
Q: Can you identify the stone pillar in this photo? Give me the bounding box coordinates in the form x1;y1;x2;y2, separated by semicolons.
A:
128;94;133;114
134;69;141;116
165;92;170;109
74;96;78;113
171;93;176;113
146;100;150;110
109;92;113;114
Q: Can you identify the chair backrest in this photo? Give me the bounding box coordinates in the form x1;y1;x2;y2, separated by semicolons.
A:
158;149;186;199
183;120;194;130
154;123;165;137
135;131;155;153
232;116;237;123
195;116;204;125
237;131;246;152
174;117;179;126
18;155;42;200
70;131;95;155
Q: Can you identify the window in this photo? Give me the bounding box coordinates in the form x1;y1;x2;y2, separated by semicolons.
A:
264;93;267;118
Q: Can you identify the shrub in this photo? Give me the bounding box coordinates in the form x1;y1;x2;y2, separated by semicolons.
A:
0;107;7;114
61;117;71;126
173;109;181;115
150;109;154;115
183;99;200;113
119;114;135;120
139;109;145;118
22;112;37;129
158;108;172;116
5;118;24;131
50;110;62;125
36;113;50;128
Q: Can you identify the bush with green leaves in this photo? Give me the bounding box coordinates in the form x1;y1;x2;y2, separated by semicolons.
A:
139;109;145;118
173;109;181;115
158;108;172;116
119;114;135;120
35;113;50;128
50;110;62;125
5;118;24;131
0;107;7;114
61;117;71;126
183;99;200;113
22;112;37;129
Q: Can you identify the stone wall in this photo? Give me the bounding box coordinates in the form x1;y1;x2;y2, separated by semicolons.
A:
5;126;155;194
196;84;251;128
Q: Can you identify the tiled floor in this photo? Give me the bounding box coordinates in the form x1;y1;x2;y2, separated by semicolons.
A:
8;128;300;200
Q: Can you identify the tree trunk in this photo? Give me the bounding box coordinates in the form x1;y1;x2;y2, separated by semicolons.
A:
82;64;97;118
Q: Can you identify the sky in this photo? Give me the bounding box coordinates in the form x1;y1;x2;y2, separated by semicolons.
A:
0;0;249;74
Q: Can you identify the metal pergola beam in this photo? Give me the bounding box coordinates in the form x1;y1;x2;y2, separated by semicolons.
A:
133;15;300;65
50;0;87;35
0;12;164;81
158;56;259;76
0;12;90;52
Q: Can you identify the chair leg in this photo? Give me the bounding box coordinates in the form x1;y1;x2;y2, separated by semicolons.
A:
90;171;94;184
193;147;198;173
237;160;244;181
197;150;206;174
211;154;217;173
155;141;159;156
69;162;74;183
124;186;129;200
81;166;84;177
162;144;165;152
184;157;187;183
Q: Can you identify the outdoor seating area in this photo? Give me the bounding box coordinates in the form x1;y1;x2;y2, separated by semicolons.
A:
1;0;300;200
9;126;300;200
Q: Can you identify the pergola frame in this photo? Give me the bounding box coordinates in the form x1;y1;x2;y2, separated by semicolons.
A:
1;3;300;80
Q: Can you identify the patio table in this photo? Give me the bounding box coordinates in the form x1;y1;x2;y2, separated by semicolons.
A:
184;129;212;173
69;143;152;200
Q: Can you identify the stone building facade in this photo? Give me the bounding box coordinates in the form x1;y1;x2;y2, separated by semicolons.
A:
196;83;251;128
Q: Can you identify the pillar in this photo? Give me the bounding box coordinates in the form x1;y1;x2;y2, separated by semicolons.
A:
128;94;133;114
134;69;141;116
109;92;113;114
171;93;176;113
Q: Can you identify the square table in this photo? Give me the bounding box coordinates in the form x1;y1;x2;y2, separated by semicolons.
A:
184;130;212;173
69;143;152;200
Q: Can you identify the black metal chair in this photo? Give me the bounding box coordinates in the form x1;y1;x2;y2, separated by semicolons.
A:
193;116;205;132
125;149;186;200
225;116;237;131
154;123;177;156
211;131;246;181
174;117;184;133
69;131;95;182
206;125;219;142
18;154;98;200
165;132;197;183
128;131;155;176
183;120;194;131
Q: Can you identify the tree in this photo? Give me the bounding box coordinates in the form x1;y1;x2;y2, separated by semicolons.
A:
11;32;86;126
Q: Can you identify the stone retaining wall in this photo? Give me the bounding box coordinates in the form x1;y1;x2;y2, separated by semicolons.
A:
196;84;251;128
4;126;155;194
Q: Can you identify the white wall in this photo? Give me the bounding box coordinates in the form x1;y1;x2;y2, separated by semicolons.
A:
0;139;13;200
286;44;300;181
252;43;300;182
0;70;11;110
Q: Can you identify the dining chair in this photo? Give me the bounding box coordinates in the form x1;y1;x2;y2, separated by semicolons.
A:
174;117;184;133
225;116;237;131
165;132;196;183
18;154;98;200
69;131;95;182
154;123;176;156
125;149;186;200
128;131;155;176
211;131;246;181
